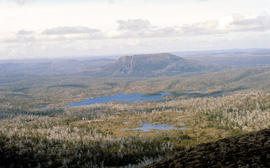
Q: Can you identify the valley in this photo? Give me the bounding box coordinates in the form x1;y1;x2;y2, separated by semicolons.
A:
0;52;270;167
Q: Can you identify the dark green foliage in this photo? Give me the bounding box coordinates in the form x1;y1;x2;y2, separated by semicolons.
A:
0;134;182;167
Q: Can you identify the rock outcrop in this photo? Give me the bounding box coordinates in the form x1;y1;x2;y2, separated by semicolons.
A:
98;53;216;77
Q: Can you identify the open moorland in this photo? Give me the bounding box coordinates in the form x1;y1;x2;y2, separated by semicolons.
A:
0;52;270;167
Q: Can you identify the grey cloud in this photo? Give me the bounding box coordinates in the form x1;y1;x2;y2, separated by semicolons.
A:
1;26;103;44
17;30;34;35
1;30;36;43
229;15;270;32
116;19;223;38
116;19;180;38
42;26;101;35
181;20;223;35
3;15;270;45
2;36;36;43
117;19;151;31
154;27;180;36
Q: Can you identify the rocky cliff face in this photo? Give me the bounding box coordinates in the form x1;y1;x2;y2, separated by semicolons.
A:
144;129;270;168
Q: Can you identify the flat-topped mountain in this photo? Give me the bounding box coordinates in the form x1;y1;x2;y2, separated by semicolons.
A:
98;53;216;77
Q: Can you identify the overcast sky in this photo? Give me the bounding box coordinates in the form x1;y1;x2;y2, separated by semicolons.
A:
0;0;270;59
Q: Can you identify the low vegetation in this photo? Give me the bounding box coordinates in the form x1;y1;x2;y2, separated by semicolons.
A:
0;89;269;167
0;66;270;167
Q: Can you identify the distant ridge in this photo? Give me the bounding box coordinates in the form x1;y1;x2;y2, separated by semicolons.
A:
98;53;216;77
174;48;270;67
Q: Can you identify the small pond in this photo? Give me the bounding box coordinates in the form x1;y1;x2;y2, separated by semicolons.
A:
186;88;208;94
32;107;49;110
121;123;189;132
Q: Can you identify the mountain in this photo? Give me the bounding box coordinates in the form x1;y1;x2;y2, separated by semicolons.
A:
98;53;217;77
0;58;115;77
144;129;270;168
174;48;270;67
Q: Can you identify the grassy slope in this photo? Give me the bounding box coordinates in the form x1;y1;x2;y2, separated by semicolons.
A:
144;128;270;168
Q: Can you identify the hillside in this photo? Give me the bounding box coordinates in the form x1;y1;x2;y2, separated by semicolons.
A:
145;129;270;168
98;53;217;77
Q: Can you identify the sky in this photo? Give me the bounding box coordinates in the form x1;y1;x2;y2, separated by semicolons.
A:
0;0;270;59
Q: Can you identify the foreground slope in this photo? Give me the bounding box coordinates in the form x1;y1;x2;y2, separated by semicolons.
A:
99;53;216;77
145;129;270;168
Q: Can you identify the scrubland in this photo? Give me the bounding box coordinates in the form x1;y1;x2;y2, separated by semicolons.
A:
0;67;270;167
0;89;270;167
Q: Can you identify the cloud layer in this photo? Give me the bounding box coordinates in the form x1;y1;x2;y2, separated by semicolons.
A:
42;26;101;35
229;15;270;32
2;14;270;44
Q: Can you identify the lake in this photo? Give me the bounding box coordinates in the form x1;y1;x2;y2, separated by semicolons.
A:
33;92;170;109
67;92;169;107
